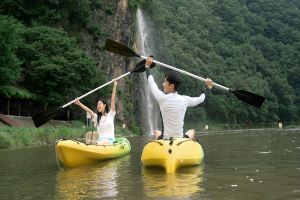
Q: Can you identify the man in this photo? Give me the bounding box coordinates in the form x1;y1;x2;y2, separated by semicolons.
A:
145;56;213;140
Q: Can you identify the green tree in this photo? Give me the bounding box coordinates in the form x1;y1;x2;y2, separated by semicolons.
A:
0;15;22;86
144;0;300;124
19;25;98;107
0;15;34;99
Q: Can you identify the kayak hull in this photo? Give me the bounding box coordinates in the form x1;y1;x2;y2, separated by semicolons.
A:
141;138;204;173
55;138;131;168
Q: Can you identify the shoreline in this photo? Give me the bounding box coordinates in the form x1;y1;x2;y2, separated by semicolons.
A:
0;123;138;150
1;125;299;150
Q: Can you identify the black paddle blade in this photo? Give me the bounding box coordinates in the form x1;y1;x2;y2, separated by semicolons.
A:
32;107;62;127
131;59;156;73
231;90;265;108
105;39;140;58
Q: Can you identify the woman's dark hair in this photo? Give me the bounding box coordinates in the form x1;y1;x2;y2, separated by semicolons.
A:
97;99;109;125
165;71;181;91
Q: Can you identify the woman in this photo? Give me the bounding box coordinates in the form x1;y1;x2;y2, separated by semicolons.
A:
75;81;117;145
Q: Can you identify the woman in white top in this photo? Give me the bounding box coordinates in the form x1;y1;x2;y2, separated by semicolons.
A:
74;81;117;145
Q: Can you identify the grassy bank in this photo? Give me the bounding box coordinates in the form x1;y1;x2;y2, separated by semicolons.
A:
2;119;298;149
0;121;139;149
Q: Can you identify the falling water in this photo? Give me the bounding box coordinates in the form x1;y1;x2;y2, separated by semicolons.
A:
136;8;160;134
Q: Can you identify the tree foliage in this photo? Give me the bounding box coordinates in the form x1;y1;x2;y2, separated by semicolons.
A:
1;0;299;124
0;1;113;119
0;0;107;40
0;15;35;99
144;0;300;123
18;25;98;105
0;15;22;85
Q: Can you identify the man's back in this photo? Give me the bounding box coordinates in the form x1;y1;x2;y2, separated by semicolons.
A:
159;92;187;138
147;75;205;138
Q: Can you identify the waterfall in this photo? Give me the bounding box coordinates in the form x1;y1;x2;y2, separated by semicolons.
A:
136;8;160;135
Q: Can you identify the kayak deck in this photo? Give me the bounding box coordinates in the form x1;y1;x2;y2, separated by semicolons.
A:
141;138;204;173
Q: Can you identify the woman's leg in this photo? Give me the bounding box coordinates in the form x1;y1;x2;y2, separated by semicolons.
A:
97;135;113;145
86;131;99;144
185;129;195;140
97;139;112;145
154;130;162;139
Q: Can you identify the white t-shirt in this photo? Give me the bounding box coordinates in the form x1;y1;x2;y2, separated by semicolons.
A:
148;75;205;138
92;110;116;140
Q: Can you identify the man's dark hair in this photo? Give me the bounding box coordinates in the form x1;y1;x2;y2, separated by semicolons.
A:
165;71;181;91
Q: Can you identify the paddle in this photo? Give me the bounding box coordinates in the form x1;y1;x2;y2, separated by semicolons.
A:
105;39;265;108
32;61;155;127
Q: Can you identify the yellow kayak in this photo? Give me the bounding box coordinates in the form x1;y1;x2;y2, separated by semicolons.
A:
55;138;131;168
141;138;204;173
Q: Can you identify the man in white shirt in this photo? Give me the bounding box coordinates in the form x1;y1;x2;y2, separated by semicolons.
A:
145;56;213;140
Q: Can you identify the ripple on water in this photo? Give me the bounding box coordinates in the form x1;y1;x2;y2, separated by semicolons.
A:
257;151;272;154
293;190;300;194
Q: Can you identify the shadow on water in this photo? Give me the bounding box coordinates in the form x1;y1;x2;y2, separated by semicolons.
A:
0;145;58;199
0;130;300;199
199;129;300;200
142;165;205;198
55;155;131;199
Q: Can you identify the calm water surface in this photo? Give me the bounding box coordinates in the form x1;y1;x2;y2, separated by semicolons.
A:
0;129;300;199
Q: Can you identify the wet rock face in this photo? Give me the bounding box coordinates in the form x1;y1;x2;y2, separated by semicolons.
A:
81;0;137;123
82;0;132;74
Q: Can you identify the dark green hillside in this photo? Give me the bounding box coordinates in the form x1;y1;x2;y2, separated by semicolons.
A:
0;0;135;121
144;0;300;123
0;0;299;127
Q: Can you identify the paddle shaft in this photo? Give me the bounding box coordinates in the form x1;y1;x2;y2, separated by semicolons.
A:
62;72;131;108
140;55;230;91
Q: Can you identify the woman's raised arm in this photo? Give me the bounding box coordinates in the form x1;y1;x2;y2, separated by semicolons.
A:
110;81;118;112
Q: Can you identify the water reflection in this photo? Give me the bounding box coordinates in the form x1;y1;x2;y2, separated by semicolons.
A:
55;155;130;199
142;165;204;198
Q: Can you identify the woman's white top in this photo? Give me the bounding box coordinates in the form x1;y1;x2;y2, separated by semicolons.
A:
92;110;116;140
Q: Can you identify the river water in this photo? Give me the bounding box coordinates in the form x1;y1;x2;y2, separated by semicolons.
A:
0;129;299;199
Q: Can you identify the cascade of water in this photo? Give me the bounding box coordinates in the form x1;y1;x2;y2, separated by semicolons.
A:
136;8;160;135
